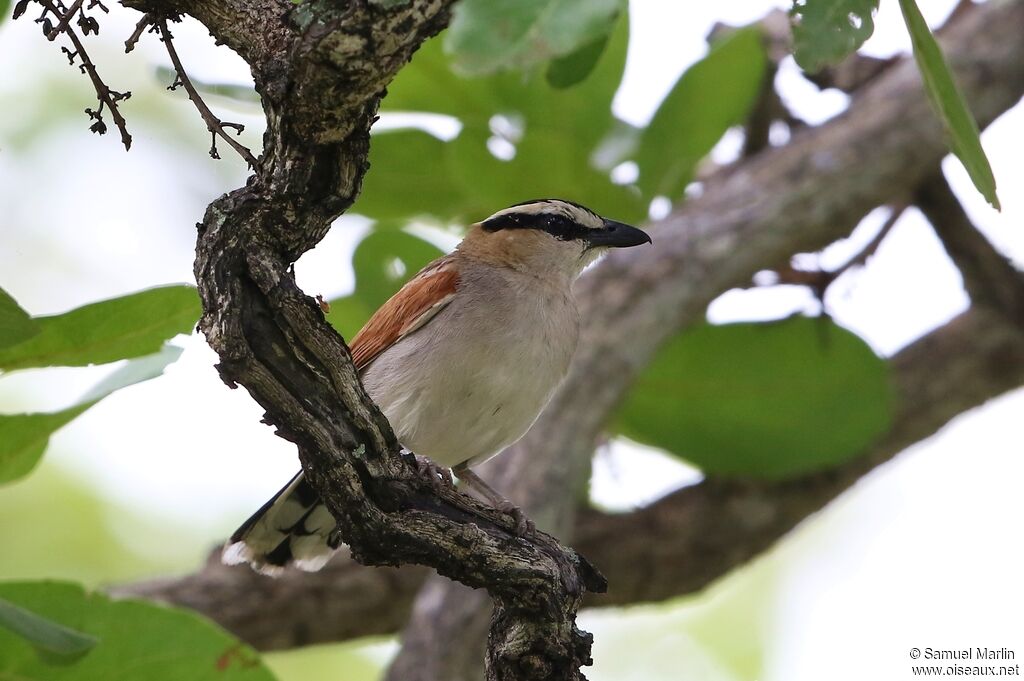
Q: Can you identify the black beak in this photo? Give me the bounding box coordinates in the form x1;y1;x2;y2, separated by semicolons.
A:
584;220;653;249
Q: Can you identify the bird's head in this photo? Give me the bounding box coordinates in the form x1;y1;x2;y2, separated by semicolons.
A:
460;199;652;277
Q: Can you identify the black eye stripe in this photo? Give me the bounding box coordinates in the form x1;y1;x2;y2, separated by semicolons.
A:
481;211;592;242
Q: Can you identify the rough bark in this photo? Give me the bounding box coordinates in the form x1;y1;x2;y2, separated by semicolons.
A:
114;1;608;679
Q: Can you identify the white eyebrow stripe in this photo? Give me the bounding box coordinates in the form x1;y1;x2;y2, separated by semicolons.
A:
484;200;604;229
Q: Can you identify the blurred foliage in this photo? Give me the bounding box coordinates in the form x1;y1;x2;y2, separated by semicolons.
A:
357;14;641;224
0;581;275;681
586;554;781;681
265;641;388;681
0;287;38;349
897;0;1000;209
356;15;765;227
0;462;206;585
0;283;197;486
545;33;612;89
0;285;198;370
790;0;999;209
155;65;262;104
790;0;879;72
445;0;621;75
0;596;98;657
325;230;445;339
635;27;766;199
0;345;183;484
616;318;892;478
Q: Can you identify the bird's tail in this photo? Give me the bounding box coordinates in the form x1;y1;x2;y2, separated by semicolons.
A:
222;471;339;575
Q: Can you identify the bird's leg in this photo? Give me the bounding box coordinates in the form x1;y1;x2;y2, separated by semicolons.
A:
453;464;535;536
408;450;454;491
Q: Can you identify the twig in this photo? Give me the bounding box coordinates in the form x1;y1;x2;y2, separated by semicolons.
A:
741;65;781;157
44;0;82;40
36;0;132;150
832;202;907;276
157;19;259;168
124;13;155;53
805;54;899;94
766;202;907;300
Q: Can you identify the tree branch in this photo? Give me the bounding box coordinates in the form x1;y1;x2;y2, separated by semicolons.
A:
120;0;293;75
157;17;259;167
112;1;608;679
32;0;133;149
915;171;1024;321
765;202;907;302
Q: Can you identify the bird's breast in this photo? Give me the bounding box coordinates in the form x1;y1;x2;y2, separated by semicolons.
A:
360;277;578;469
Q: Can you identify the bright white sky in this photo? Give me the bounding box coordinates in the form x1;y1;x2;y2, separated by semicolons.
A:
0;1;1022;680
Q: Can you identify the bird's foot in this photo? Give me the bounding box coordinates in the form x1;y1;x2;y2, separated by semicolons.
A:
496;499;535;537
453;465;536;537
413;454;454;492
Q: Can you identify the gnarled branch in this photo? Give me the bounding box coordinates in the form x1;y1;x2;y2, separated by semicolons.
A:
115;1;609;680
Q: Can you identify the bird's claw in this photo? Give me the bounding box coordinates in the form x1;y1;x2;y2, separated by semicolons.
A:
414;454;454;492
497;500;535;537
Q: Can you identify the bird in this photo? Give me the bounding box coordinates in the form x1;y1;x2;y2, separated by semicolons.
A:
223;198;651;574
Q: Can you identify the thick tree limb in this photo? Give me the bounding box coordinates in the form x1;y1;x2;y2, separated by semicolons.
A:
110;1;608;679
116;0;1024;651
915;172;1024;320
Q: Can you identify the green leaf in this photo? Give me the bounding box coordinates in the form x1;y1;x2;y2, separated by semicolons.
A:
546;31;611;89
0;287;39;350
0;581;275;680
635;27;767;200
0;0;11;23
444;122;644;222
0;410;90;485
897;0;1000;210
445;0;620;76
615;318;892;479
323;296;374;344
0;285;200;371
0;345;183;484
387;11;628;134
381;36;495;118
326;230;444;338
488;10;630;150
790;0;879;73
351;231;445;310
0;597;98;658
354;130;469;221
374;15;641;225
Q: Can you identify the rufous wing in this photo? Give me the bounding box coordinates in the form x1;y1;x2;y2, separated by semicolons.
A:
348;257;460;372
